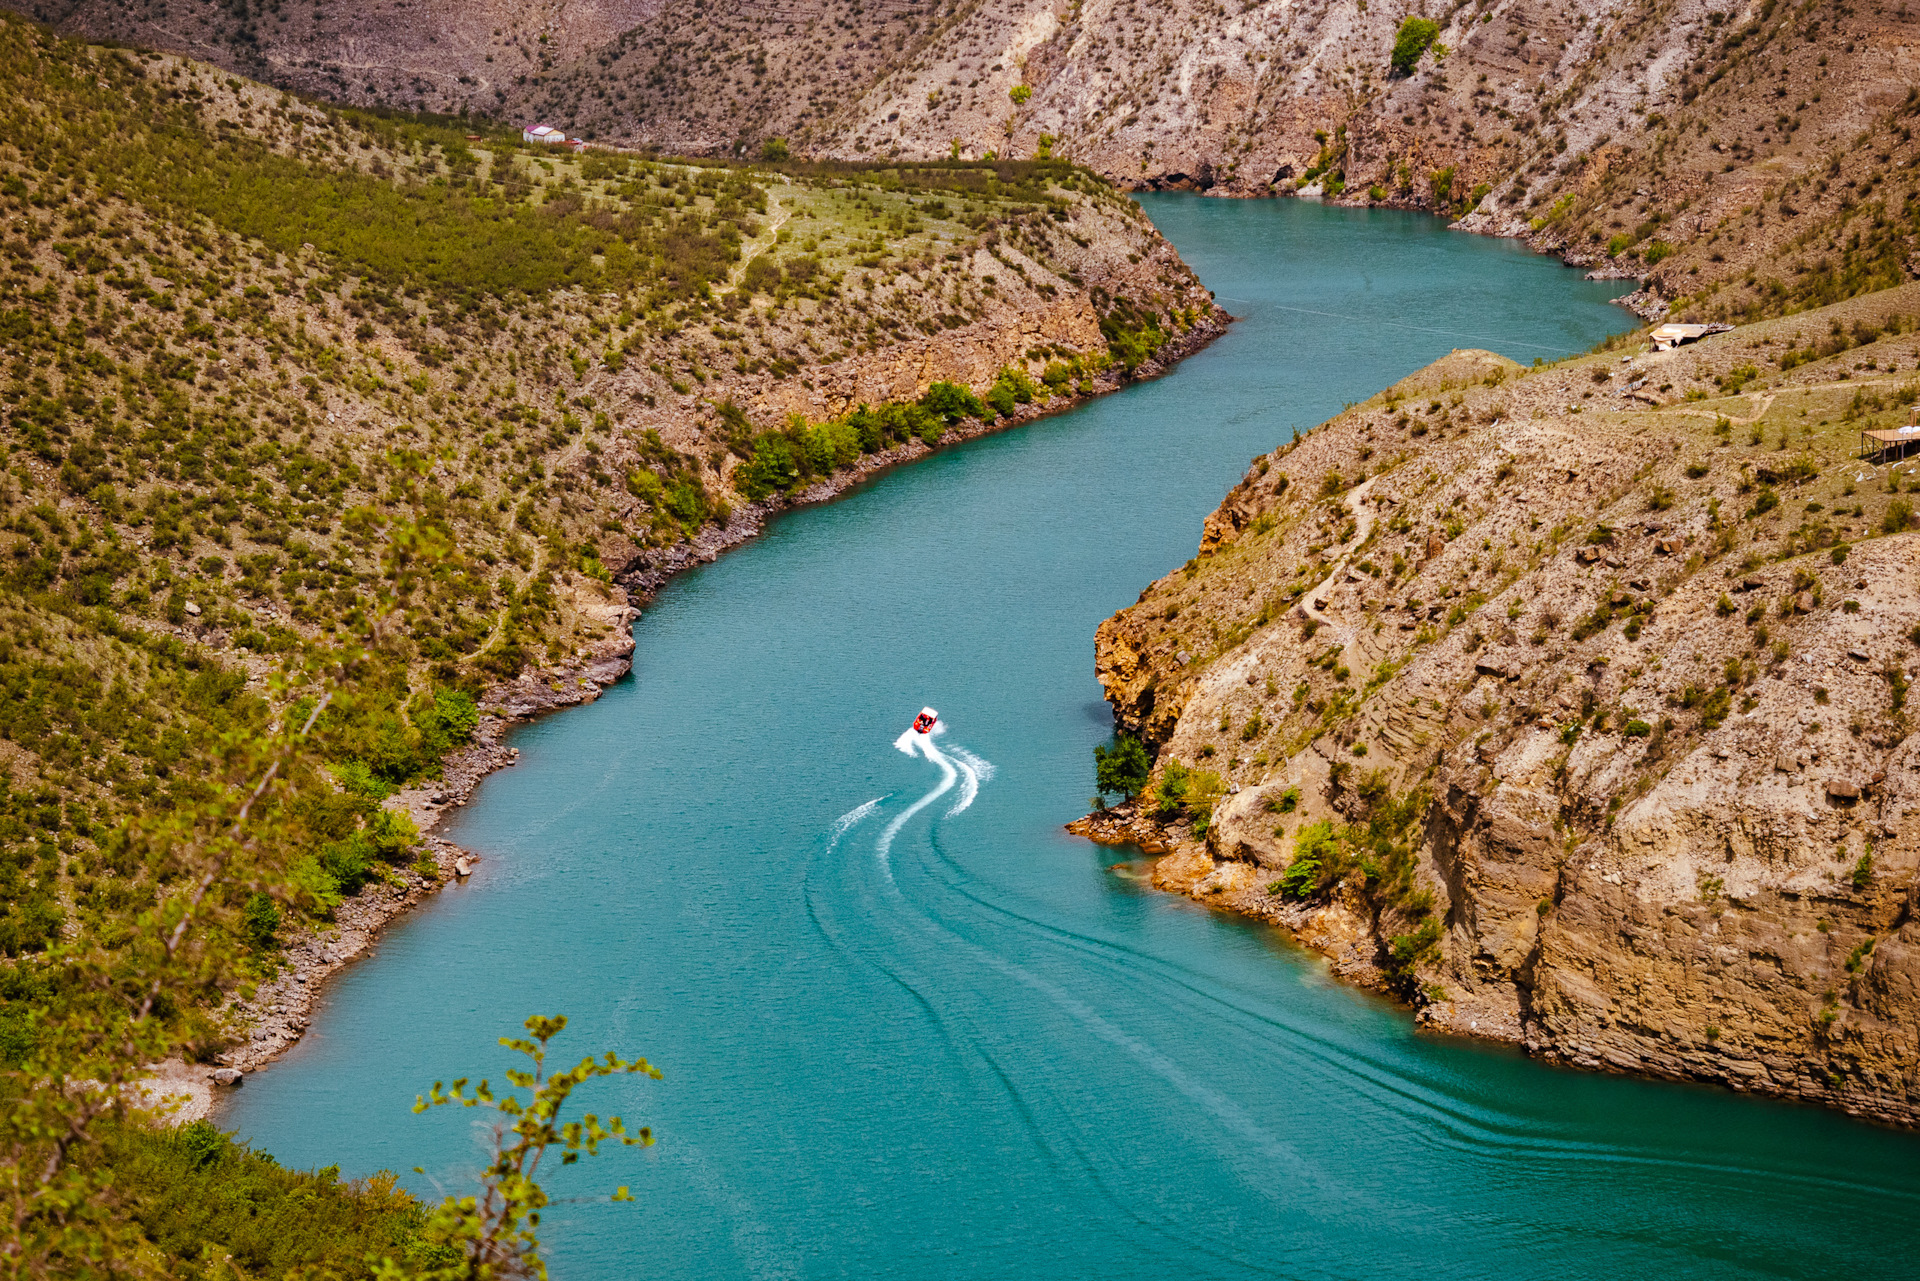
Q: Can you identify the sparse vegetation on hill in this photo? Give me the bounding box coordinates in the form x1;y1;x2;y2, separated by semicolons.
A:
28;0;1917;328
1085;283;1920;1125
0;15;1222;1270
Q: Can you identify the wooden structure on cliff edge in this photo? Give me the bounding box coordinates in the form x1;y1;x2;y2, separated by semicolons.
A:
1862;411;1920;465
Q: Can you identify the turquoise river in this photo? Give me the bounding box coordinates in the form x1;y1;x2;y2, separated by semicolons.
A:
223;196;1920;1279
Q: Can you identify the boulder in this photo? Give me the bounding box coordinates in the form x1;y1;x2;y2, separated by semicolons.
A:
1826;778;1861;802
210;1068;243;1085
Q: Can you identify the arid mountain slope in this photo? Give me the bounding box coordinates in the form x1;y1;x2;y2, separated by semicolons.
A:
18;0;1920;316
1082;282;1920;1124
0;15;1217;1061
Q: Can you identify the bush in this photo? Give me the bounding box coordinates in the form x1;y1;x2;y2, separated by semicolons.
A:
1279;820;1339;897
1885;498;1914;533
241;893;280;951
1093;734;1151;801
736;434;799;500
412;687;479;759
77;1117;432;1275
991;366;1039;410
1386;918;1443;983
919;380;987;425
1152;760;1189;819
1099;297;1169;373
1390;17;1441;75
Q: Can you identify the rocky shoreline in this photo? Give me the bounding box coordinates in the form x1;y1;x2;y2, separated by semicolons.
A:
187;314;1229;1120
1080;297;1920;1127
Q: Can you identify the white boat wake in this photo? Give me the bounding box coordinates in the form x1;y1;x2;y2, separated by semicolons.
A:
944;743;995;817
831;796;885;841
874;714;993;869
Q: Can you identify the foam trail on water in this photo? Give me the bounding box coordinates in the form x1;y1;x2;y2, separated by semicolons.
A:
943;743;994;817
877;735;957;875
831;797;885;841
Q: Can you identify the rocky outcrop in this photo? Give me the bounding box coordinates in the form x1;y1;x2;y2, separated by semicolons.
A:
1085;282;1920;1124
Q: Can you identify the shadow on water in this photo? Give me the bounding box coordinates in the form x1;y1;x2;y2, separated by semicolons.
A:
221;195;1920;1280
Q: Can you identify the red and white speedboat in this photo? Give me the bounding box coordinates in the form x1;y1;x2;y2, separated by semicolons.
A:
912;707;939;734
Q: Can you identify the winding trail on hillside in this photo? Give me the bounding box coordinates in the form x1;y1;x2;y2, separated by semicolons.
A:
724;192;793;294
1297;473;1379;634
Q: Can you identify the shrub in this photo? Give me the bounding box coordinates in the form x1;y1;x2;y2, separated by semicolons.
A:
77;1117;432;1275
992;365;1040;408
1009;84;1033;104
1279;820;1339;897
1386;918;1443;983
736;434;799;500
1885;498;1914;533
1098;297;1169;373
240;893;280;951
411;687;479;759
1152;760;1189;819
918;380;987;425
1391;17;1441;75
1263;785;1301;814
760;137;790;161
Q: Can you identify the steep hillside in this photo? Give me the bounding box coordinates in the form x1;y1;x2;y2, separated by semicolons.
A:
0;18;1221;1264
1079;283;1920;1125
22;0;1920;317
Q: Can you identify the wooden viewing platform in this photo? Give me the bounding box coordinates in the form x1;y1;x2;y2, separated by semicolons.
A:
1862;422;1920;464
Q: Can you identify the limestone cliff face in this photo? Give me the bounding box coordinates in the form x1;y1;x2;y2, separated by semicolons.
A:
1087;283;1920;1124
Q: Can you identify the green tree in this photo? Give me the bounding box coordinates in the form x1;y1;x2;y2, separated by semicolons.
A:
377;1015;660;1281
0;699;332;1274
1390;17;1441;76
736;435;799;500
1093;734;1151;802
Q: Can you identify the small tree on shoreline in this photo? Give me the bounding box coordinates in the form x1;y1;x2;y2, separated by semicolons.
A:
1093;734;1152;805
378;1015;661;1281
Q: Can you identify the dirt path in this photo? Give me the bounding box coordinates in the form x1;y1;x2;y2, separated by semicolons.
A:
724;192;793;293
1297;474;1379;630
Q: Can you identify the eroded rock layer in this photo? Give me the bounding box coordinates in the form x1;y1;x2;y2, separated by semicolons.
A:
1084;283;1920;1124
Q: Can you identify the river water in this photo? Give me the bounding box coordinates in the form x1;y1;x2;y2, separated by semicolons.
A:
224;196;1920;1279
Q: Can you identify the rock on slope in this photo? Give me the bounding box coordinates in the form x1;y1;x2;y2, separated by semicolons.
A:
1085;282;1920;1124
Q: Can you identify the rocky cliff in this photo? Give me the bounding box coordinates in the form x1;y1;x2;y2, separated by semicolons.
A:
1082;281;1920;1124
